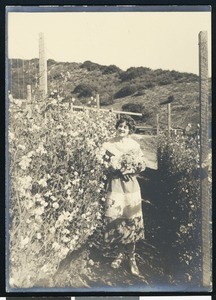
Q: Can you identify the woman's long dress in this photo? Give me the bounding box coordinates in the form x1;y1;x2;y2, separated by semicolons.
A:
102;137;145;251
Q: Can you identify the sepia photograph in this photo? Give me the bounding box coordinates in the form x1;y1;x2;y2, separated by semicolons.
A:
6;6;212;292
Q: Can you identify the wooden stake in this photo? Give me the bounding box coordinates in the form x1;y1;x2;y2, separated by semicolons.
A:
167;103;171;136
96;93;100;110
27;85;32;102
39;32;47;98
156;113;160;135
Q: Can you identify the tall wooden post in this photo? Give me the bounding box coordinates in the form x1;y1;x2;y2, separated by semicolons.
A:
27;85;32;101
39;32;47;98
167;103;171;136
199;31;211;288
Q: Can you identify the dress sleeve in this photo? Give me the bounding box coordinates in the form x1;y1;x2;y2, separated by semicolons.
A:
103;141;122;157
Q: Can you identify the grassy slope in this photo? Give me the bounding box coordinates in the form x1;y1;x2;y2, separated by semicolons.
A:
105;82;200;129
11;59;201;130
47;63;200;130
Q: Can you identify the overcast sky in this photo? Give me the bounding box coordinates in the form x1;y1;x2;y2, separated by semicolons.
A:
7;10;211;75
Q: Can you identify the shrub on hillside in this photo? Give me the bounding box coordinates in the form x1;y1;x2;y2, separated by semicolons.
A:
80;60;103;72
133;90;145;96
47;59;56;67
120;67;151;81
102;65;122;75
73;84;97;98
122;103;143;113
114;85;137;99
100;93;114;106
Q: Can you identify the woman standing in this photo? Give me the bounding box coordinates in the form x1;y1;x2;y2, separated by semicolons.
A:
102;115;146;276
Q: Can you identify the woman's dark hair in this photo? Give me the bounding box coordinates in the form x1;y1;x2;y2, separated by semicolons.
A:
115;115;136;134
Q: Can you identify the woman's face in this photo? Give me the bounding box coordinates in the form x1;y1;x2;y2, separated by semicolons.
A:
117;121;130;137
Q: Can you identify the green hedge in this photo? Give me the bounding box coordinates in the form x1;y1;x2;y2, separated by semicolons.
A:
156;132;202;285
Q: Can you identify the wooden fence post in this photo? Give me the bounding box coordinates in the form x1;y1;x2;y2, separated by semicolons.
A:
27;85;32;102
199;30;211;288
167;103;171;136
96;94;100;111
156;113;160;135
39;32;47;98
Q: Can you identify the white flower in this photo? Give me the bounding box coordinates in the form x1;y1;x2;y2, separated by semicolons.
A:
44;191;52;197
72;179;80;185
64;183;71;189
51;99;57;105
27;151;34;158
69;131;78;137
78;188;84;194
17;144;26;150
9;277;15;286
41;264;51;274
8;131;15;142
66;189;72;195
88;259;94;266
19;156;31;170
36;144;47;154
52;242;61;250
60;247;69;257
33;124;41;130
35;207;44;216
62;236;70;243
36;233;42;239
20;236;29;247
18;176;32;190
38;178;47;187
56;124;64;130
62;228;70;235
25;200;34;209
35;216;43;224
40;199;48;207
49;227;56;234
52;202;59;209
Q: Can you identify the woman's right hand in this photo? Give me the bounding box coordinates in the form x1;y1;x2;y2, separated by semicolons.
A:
121;174;133;181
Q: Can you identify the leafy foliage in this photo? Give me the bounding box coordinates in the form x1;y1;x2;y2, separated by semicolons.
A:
8;97;204;288
156;132;202;283
73;83;97;98
80;60;105;72
120;67;151;81
102;64;122;75
9;100;116;287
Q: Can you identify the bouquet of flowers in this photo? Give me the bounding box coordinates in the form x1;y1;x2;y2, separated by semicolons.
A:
103;149;146;175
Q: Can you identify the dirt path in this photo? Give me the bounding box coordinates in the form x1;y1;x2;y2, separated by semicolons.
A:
51;240;168;290
132;134;158;170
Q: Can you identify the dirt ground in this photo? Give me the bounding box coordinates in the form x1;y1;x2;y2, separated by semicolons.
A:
50;239;168;290
132;134;158;170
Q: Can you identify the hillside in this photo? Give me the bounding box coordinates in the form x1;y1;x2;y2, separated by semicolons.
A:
9;58;207;130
